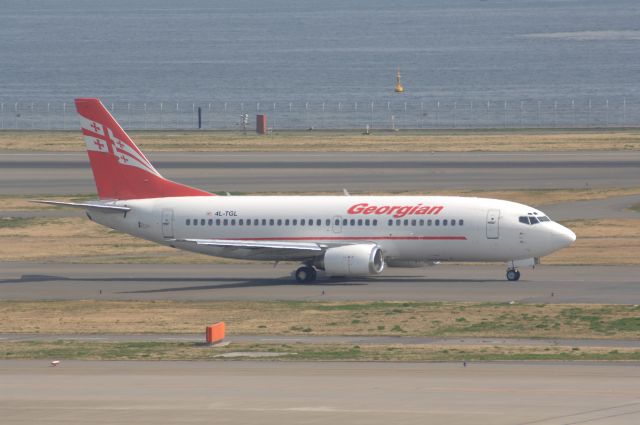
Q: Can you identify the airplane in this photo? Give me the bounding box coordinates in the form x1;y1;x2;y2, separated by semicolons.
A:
35;98;576;283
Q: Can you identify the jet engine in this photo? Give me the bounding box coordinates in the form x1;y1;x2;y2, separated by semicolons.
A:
318;244;385;276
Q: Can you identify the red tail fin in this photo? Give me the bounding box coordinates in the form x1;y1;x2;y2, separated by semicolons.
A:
75;98;213;200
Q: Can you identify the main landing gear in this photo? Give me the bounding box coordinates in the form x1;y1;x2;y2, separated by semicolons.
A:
506;268;521;281
295;265;317;283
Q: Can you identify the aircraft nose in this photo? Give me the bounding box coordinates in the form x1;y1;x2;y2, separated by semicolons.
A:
552;223;576;248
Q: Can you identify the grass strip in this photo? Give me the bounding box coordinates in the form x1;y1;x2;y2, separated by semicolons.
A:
1;300;640;340
1;129;639;152
1;340;639;362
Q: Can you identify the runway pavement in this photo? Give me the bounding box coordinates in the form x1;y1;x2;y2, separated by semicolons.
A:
2;360;639;425
1;263;639;304
1;150;639;195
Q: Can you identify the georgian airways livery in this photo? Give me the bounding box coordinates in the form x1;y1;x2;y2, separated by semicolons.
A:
37;98;576;282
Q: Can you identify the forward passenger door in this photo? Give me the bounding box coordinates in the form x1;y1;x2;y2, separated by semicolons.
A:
486;209;500;239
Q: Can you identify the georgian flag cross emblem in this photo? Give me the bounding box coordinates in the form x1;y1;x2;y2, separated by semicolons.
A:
80;115;161;177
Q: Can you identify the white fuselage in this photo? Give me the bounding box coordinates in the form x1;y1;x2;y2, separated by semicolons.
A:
88;195;575;264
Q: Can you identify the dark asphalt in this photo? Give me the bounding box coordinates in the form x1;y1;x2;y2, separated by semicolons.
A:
2;333;637;348
2;263;639;304
2;151;638;195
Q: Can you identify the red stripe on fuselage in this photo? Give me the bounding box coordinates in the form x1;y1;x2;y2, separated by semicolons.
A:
225;236;468;241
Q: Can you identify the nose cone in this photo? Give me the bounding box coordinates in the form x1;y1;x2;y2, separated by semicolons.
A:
551;223;576;249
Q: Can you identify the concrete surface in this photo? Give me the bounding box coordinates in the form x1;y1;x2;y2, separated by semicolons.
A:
1;360;639;425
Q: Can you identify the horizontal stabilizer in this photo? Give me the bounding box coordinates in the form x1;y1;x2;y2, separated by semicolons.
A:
31;200;131;213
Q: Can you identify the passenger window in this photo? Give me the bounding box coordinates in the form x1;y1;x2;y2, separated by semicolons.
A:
230;219;235;225
269;219;274;226
277;219;282;225
403;219;408;226
459;219;464;226
419;219;424;226
301;219;306;225
317;219;322;226
388;219;393;226
201;219;205;226
451;219;456;226
308;219;313;226
193;219;198;226
254;219;259;225
396;219;401;226
216;219;221;226
223;219;228;226
364;219;370;226
285;219;290;225
247;219;251;226
208;219;213;226
427;219;432;226
325;219;330;226
358;219;363;226
435;219;440;226
350;219;356;226
186;219;191;225
262;219;266;225
342;219;348;225
443;219;448;226
373;219;377;226
411;219;416;226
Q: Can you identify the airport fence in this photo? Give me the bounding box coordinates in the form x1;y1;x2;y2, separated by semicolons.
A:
1;97;639;131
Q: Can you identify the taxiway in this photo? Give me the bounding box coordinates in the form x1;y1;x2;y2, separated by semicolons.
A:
2;360;639;425
1;263;639;304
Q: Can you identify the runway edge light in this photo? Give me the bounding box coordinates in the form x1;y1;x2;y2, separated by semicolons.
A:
206;322;225;345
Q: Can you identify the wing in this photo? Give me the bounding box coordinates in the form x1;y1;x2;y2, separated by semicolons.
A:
177;238;324;261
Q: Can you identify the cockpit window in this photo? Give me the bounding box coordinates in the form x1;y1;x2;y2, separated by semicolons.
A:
520;215;549;225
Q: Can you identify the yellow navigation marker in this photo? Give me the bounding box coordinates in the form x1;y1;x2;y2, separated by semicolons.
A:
395;68;404;93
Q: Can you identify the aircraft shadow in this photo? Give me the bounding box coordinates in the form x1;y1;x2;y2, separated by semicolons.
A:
0;274;501;294
0;274;368;293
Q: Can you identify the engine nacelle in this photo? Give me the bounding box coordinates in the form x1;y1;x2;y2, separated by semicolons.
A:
320;244;385;277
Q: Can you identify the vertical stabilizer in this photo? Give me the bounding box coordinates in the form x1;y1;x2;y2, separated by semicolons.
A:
75;98;213;200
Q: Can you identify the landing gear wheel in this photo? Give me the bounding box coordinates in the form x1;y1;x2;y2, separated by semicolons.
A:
506;269;520;281
295;266;317;283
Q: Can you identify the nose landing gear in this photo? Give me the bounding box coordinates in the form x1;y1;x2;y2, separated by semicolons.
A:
506;268;521;281
294;265;317;283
